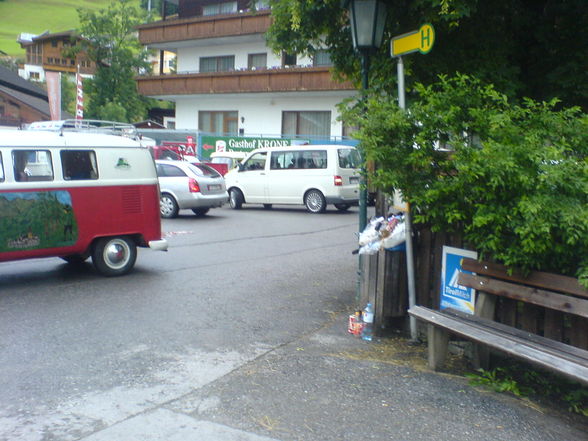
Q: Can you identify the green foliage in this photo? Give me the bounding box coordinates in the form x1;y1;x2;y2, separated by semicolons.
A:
266;0;588;111
343;74;588;284
96;100;127;122
71;0;153;122
467;363;588;416
0;0;128;57
60;74;76;116
466;367;531;396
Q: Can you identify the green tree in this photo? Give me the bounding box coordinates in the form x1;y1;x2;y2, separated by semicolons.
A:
61;74;76;116
343;74;588;285
72;0;154;122
266;0;588;111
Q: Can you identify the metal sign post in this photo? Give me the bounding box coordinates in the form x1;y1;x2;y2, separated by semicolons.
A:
391;24;435;341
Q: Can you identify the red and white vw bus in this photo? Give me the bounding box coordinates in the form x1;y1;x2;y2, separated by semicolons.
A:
0;121;167;276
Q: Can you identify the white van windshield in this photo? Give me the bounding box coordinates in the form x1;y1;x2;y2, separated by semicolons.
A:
338;148;361;168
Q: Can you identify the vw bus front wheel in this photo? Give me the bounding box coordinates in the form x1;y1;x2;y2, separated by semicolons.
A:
92;236;137;277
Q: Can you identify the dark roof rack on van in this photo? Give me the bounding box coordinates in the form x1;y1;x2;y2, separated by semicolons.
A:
27;119;140;140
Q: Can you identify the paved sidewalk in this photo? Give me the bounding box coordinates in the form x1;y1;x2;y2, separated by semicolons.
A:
80;312;588;441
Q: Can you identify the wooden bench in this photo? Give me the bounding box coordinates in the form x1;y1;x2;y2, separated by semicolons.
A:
408;258;588;385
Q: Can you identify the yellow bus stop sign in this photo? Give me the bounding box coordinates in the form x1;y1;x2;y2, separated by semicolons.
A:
391;24;435;57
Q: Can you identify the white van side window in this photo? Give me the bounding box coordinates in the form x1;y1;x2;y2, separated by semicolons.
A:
271;150;327;170
243;152;267;171
12;150;54;182
338;148;361;168
61;150;98;180
0;152;4;182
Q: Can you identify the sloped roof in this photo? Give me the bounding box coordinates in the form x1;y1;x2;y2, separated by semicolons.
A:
0;84;51;118
0;65;47;101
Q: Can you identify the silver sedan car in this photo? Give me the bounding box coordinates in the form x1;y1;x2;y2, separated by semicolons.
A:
155;160;228;218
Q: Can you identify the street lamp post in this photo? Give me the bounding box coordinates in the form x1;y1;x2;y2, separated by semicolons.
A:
347;0;387;232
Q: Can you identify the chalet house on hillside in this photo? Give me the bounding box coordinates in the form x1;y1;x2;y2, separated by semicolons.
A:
136;0;357;138
17;31;95;82
0;64;52;127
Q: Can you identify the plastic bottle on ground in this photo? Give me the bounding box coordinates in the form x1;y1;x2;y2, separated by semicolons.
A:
361;302;374;341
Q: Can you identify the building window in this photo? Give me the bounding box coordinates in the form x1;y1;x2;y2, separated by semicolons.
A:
253;0;270;10
27;44;42;65
282;111;331;137
0;152;4;182
313;50;332;67
282;53;297;67
29;72;40;80
51;40;58;47
202;1;237;16
199;111;238;134
200;56;235;73
247;53;267;70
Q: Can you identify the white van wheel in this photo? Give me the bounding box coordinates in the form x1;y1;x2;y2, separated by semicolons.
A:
229;189;244;209
160;193;179;218
305;190;326;213
92;236;137;277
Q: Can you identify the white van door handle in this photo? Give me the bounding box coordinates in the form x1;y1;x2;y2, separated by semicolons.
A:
260;172;266;176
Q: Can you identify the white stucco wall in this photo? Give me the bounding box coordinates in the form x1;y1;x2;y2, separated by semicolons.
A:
177;42;312;72
174;92;355;137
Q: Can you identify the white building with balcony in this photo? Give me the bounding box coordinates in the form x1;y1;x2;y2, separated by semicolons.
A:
136;0;357;139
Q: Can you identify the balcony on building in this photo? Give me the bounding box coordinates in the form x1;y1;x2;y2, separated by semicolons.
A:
136;1;353;98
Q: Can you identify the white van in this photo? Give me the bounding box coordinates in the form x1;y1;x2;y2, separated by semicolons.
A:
224;145;360;213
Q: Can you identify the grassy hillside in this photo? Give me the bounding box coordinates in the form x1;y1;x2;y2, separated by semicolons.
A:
0;0;140;57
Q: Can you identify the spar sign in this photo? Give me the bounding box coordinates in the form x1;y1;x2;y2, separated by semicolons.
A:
440;246;478;314
199;136;309;159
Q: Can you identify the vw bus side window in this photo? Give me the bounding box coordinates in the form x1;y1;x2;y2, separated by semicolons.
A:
12;150;54;182
61;150;98;180
0;152;4;182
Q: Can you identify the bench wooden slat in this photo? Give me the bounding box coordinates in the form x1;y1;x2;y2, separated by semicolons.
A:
409;306;588;385
460;258;588;299
458;272;588;319
444;308;588;363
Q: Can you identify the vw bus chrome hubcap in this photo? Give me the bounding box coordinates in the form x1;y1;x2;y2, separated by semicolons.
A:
105;241;128;268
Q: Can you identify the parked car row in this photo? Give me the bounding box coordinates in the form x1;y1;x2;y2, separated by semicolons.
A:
155;145;360;218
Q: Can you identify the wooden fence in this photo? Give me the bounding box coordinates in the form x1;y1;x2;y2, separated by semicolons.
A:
359;224;588;350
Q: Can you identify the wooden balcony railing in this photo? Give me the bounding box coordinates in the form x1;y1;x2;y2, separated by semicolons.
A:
136;67;355;97
137;10;271;46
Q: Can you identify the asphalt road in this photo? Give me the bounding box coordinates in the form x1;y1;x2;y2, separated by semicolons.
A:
0;204;362;440
1;204;587;441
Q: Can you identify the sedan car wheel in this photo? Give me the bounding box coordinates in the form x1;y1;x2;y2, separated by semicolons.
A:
160;193;179;218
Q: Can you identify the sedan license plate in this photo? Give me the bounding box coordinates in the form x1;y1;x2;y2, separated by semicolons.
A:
208;184;221;191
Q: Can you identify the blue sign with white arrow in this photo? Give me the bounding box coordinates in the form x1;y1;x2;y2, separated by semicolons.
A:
440;246;478;314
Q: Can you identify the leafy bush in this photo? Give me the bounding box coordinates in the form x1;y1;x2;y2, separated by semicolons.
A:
344;74;588;285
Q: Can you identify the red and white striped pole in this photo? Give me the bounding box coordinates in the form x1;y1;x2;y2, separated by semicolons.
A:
75;66;84;120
